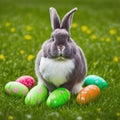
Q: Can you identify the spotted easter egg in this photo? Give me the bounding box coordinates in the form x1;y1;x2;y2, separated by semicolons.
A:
25;85;48;106
83;75;108;90
46;88;70;108
5;82;29;97
76;85;100;104
16;75;36;89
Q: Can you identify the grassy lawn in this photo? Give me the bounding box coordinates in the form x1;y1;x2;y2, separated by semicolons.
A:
0;0;120;120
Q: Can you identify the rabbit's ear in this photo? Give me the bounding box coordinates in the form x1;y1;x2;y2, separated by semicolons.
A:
49;7;60;30
61;8;77;31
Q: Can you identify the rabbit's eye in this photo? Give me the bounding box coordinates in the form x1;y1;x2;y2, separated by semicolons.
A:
51;36;54;41
52;36;54;41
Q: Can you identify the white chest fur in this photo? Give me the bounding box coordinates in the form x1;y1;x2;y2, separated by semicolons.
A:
40;57;75;87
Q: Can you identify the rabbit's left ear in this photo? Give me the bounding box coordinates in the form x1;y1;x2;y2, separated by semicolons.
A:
49;7;60;30
61;8;77;32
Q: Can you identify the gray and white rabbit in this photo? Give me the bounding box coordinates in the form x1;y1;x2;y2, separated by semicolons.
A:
35;7;87;94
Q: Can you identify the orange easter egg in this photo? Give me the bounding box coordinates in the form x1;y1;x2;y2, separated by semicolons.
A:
76;85;100;104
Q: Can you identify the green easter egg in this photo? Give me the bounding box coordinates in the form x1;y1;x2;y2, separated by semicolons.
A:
46;88;70;108
5;82;29;97
25;85;48;106
83;75;108;90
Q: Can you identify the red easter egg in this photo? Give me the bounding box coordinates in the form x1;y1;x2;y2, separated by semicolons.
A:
76;85;100;104
16;75;36;89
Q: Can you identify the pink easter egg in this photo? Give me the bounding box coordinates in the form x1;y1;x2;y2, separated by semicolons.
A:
16;75;36;89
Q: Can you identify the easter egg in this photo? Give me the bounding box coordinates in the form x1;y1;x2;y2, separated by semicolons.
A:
46;88;70;108
25;85;48;106
16;75;36;89
83;75;108;90
76;85;100;104
5;81;29;97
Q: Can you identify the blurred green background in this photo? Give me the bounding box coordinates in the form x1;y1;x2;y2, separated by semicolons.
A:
0;0;120;120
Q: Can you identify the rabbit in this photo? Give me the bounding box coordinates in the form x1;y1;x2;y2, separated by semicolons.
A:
35;7;87;94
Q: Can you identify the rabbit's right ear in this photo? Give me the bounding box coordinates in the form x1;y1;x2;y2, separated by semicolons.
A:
49;7;60;30
61;8;77;32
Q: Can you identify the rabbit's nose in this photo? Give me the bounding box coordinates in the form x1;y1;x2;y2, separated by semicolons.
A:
57;45;65;51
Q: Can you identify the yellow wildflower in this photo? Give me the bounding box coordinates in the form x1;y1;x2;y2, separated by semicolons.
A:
113;56;119;62
90;34;97;40
116;112;120;117
93;61;98;67
25;25;32;31
86;29;92;34
8;115;14;120
81;25;88;32
106;37;111;42
10;27;16;33
117;36;120;41
24;34;32;40
96;108;101;112
71;23;78;28
27;55;34;61
5;22;11;27
20;50;25;55
96;118;101;120
109;29;117;35
0;54;5;61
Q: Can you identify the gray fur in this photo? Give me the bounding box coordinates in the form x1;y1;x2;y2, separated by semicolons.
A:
49;7;60;30
35;7;87;94
61;8;77;31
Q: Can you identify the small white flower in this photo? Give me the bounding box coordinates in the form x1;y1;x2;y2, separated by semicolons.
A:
26;114;32;119
76;116;82;120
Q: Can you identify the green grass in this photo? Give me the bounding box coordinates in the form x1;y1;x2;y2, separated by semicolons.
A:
0;0;120;120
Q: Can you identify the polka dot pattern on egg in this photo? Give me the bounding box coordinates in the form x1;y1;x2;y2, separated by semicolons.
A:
83;75;108;90
76;85;100;104
25;85;48;106
16;75;36;89
46;88;70;108
5;82;29;97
